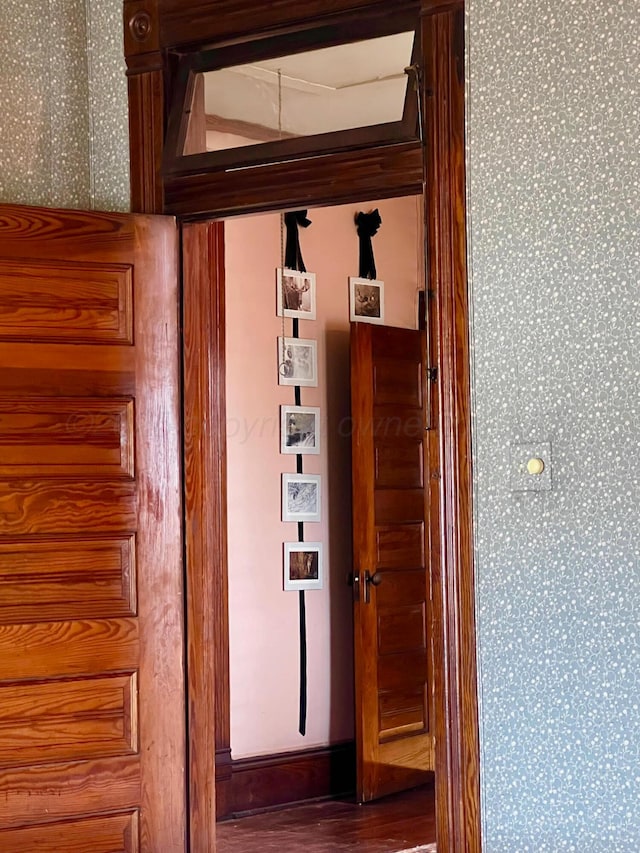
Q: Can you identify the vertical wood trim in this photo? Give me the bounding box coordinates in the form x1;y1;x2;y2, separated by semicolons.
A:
183;221;229;853
422;4;481;852
127;70;165;214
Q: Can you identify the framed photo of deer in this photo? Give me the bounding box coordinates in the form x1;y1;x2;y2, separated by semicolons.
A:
277;268;317;320
349;276;385;325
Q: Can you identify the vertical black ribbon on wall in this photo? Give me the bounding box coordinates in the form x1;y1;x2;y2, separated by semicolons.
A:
284;210;312;737
355;209;382;279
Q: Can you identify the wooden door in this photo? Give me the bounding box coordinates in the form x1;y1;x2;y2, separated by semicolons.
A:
0;204;185;851
351;322;434;803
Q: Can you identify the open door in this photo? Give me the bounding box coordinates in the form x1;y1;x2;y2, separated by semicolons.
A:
351;322;434;803
0;205;185;851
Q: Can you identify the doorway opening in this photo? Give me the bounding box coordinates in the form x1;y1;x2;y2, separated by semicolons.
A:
197;191;436;851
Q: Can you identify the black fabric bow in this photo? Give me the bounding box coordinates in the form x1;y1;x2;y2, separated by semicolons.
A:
355;209;382;280
284;210;312;272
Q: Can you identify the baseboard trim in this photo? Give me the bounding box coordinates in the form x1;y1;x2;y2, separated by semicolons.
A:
216;741;356;820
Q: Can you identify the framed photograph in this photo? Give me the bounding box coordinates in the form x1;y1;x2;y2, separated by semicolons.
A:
349;277;385;325
280;405;320;455
277;337;318;387
282;473;321;522
277;268;317;320
283;542;323;591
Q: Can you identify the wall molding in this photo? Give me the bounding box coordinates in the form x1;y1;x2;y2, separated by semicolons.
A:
217;742;357;820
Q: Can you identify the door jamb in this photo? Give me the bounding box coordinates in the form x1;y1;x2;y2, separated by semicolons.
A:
124;1;480;851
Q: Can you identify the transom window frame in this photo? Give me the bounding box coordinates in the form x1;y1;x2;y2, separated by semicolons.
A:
163;7;421;178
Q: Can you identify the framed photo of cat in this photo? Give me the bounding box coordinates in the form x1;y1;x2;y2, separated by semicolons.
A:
349;277;384;325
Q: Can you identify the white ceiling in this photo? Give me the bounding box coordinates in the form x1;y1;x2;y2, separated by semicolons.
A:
203;31;414;143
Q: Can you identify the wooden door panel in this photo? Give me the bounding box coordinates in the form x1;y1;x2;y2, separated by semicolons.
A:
375;440;424;488
0;258;134;344
377;602;426;655
0;619;139;679
352;322;433;803
0;674;137;766
0;204;185;850
0;811;139;853
0;480;137;535
379;685;427;737
372;360;423;408
0;757;140;829
376;522;425;569
0;536;136;624
0;399;134;478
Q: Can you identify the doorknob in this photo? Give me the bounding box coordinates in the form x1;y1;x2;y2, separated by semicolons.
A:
363;570;382;604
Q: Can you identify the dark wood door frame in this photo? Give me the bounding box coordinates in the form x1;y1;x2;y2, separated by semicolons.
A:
124;1;480;851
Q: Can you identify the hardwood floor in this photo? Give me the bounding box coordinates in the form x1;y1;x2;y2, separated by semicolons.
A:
216;783;436;852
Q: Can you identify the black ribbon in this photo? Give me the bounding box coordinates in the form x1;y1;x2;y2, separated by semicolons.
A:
284;211;312;736
298;590;307;736
355;209;382;280
284;210;312;272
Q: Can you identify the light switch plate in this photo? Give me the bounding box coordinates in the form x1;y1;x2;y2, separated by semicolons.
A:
510;441;552;492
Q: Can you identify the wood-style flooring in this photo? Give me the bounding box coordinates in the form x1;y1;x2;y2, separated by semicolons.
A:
216;783;436;852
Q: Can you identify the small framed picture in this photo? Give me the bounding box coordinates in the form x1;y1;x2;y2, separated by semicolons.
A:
280;405;320;455
349;277;385;325
283;542;323;591
277;337;318;387
282;473;321;522
277;268;317;320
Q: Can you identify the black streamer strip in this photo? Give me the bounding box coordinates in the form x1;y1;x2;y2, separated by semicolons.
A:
284;210;311;737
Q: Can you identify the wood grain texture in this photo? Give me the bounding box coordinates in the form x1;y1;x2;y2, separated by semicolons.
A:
182;221;228;850
0;674;136;767
124;0;480;848
0;756;140;829
0;811;139;853
124;0;160;58
0;536;136;624
0;399;134;479
0;259;133;344
127;70;165;214
158;0;420;50
164;144;422;219
0;204;185;850
219;742;356;820
422;4;482;851
351;323;433;804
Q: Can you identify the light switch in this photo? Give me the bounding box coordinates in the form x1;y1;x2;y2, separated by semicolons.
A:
526;457;545;475
510;442;552;492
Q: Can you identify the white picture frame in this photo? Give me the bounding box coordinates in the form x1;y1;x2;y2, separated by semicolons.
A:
349;276;385;325
282;473;321;523
277;336;318;387
283;542;323;591
276;268;317;320
280;405;320;455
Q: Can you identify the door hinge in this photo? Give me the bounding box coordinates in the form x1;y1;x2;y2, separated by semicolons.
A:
427;367;438;383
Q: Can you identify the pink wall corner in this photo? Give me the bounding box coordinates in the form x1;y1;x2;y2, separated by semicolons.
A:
225;194;422;759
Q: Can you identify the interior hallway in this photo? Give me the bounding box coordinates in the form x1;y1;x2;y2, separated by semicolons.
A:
216;783;436;852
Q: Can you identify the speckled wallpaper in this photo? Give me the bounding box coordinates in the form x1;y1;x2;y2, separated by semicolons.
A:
467;0;640;850
0;0;129;211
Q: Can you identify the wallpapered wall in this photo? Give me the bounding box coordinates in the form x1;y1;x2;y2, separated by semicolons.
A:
466;0;640;849
1;0;639;847
0;0;129;211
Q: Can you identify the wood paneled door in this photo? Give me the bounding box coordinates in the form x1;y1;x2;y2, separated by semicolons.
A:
351;323;434;802
0;204;185;851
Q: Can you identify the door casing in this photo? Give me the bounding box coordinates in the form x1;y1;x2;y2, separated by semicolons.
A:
123;1;480;851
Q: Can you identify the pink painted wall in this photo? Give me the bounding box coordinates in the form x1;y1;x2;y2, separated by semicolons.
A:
225;195;422;759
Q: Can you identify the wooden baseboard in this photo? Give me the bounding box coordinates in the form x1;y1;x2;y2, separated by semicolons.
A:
216;741;356;820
